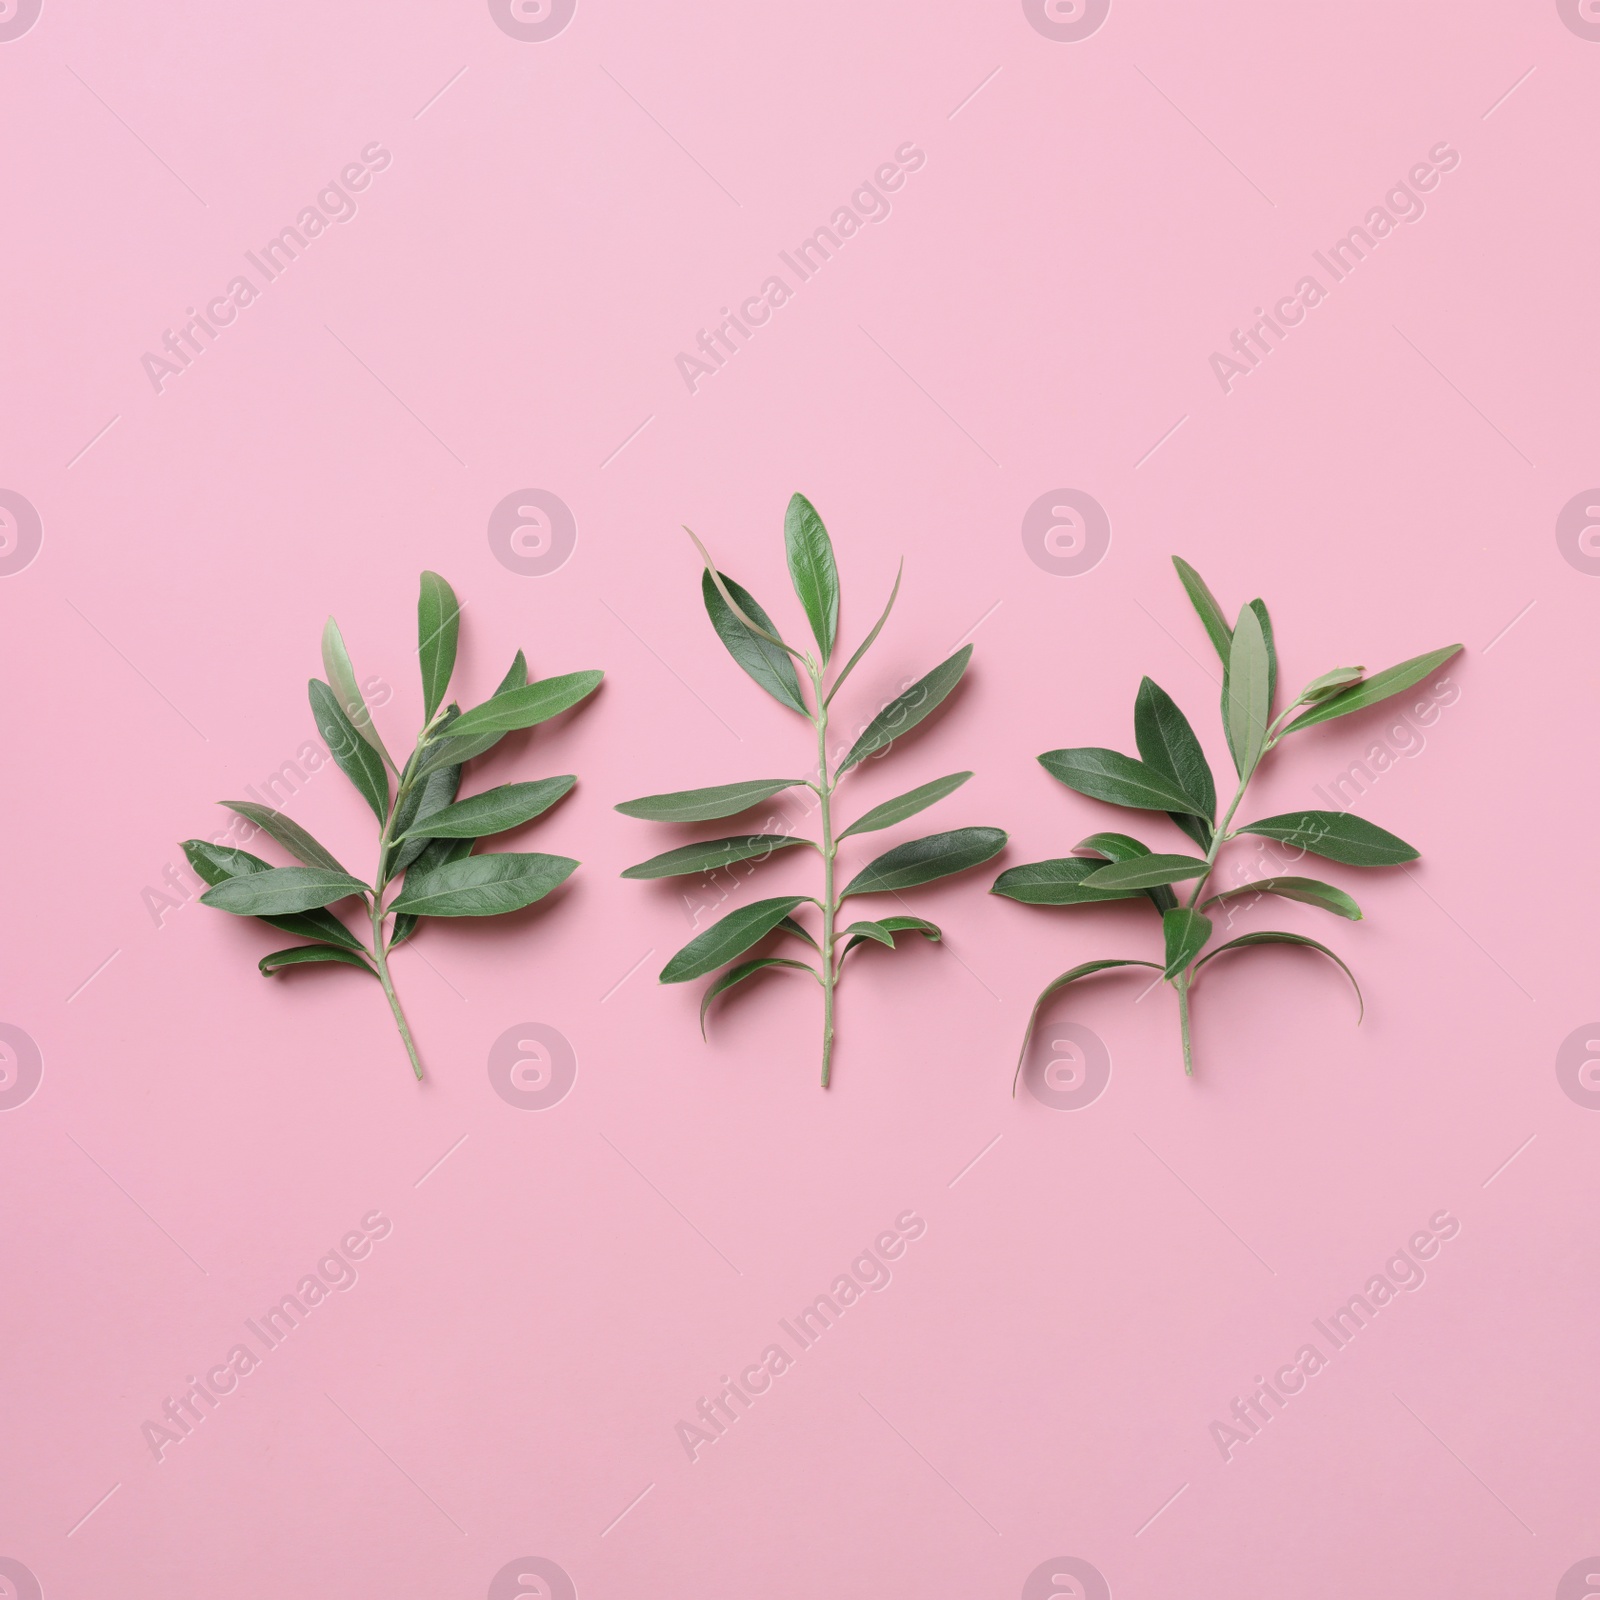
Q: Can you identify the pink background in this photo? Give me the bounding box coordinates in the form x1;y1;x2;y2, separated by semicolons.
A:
2;2;1597;1594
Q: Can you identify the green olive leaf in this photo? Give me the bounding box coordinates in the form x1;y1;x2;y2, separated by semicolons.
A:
699;957;818;1037
389;852;577;916
825;561;901;706
1133;677;1215;849
417;571;461;722
321;616;394;770
1161;907;1212;978
1194;930;1363;1021
1297;666;1365;703
181;840;368;951
839;826;1006;897
1280;645;1462;734
838;646;972;774
221;800;348;874
1237;811;1419;866
447;670;604;741
1081;854;1209;892
1013;958;1161;1092
838;772;972;839
201;866;369;916
621;834;808;880
309;678;389;823
840;915;941;959
1072;832;1176;913
660;895;809;983
1225;602;1271;778
615;779;803;823
991;857;1143;906
784;492;839;663
1201;876;1362;920
1037;748;1203;814
259;945;377;978
702;569;809;715
398;777;575;842
1171;556;1233;663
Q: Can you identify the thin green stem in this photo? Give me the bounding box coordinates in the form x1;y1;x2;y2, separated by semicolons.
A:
370;895;422;1080
369;750;427;1080
1177;975;1193;1076
811;664;837;1088
1184;770;1253;910
1174;762;1255;1080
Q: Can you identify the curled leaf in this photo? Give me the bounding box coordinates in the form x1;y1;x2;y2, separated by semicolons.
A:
700;957;818;1037
260;945;376;978
1014;959;1161;1093
1201;876;1362;921
1193;930;1363;1021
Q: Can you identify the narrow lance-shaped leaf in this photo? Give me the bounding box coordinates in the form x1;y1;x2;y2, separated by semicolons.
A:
447;670;604;741
621;834;808;880
1037;748;1204;814
825;560;901;705
1281;645;1462;734
1014;958;1162;1092
840;915;941;959
1226;602;1271;777
1249;598;1276;720
321;617;394;769
838;645;972;773
838;772;972;838
840;826;1006;896
702;569;809;715
991;857;1142;907
398;776;575;842
700;957;817;1037
784;491;839;663
202;865;369;916
1172;556;1233;663
180;840;369;951
259;945;376;978
1237;811;1418;867
1194;930;1363;1021
1132;677;1215;850
615;778;803;823
389;852;577;916
1201;877;1362;921
1081;853;1209;892
222;800;348;874
660;895;808;983
1161;907;1212;978
309;678;389;823
1073;832;1176;913
417;571;461;722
